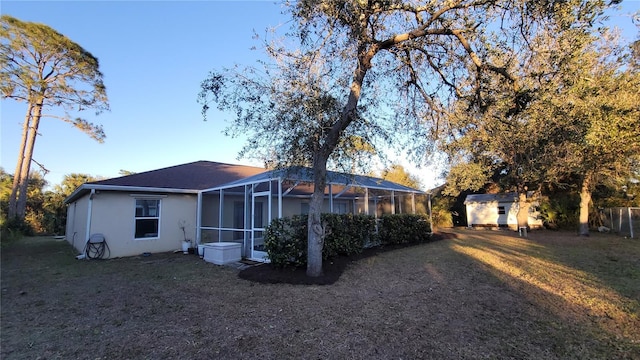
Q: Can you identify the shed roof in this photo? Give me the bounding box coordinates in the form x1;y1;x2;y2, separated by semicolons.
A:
464;192;519;204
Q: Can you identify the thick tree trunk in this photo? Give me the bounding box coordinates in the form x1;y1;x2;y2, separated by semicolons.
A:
306;34;373;277
307;157;328;277
516;192;530;230
8;103;33;220
578;175;592;236
15;100;43;220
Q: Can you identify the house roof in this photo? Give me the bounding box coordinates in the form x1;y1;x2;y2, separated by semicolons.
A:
208;166;424;194
464;192;519;204
90;161;265;190
65;161;425;204
65;161;266;203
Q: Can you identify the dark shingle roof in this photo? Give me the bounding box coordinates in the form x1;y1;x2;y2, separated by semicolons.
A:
66;161;424;204
90;161;266;190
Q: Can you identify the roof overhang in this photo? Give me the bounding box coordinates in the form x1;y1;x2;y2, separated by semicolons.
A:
65;165;426;204
64;184;199;204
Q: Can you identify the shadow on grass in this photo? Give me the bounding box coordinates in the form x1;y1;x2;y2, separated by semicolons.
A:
446;228;640;356
238;232;457;285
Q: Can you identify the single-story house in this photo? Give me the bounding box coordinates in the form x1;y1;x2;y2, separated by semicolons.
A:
464;192;543;230
65;161;425;261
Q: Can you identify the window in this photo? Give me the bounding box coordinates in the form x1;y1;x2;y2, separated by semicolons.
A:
301;203;309;215
498;206;506;215
334;202;348;214
135;199;160;239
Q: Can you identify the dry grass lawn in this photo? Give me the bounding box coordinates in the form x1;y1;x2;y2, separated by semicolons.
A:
1;229;639;359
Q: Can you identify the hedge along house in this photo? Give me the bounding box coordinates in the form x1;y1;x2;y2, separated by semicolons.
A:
64;161;426;260
464;192;543;230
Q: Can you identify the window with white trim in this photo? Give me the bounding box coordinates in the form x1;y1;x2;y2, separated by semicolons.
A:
135;199;160;239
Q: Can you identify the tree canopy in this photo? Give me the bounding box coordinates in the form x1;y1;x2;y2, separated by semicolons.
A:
380;164;422;190
441;23;640;234
1;15;109;221
200;0;616;276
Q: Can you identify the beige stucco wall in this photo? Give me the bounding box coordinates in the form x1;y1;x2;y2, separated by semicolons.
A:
73;191;197;258
66;195;89;254
68;187;422;259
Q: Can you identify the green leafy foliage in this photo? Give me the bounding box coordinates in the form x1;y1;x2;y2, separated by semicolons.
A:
201;0;606;276
538;194;580;230
265;213;432;268
264;215;308;268
379;164;422;190
1;168;96;236
321;213;376;258
0;216;30;247
431;195;455;228
378;214;432;245
1;15;109;221
265;214;376;268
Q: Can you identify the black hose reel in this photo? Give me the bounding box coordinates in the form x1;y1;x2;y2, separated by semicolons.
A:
84;233;110;259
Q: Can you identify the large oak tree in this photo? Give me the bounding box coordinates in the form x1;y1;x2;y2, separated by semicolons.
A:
441;25;640;235
200;0;610;276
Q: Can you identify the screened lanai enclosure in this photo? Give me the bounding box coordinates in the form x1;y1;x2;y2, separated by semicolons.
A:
196;167;426;261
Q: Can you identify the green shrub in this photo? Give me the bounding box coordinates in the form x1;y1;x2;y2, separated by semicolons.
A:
264;214;376;268
378;214;432;245
539;195;579;230
0;217;30;247
322;213;376;259
265;213;432;268
264;215;308;268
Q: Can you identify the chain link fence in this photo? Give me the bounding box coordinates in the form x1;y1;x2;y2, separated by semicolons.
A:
599;207;640;238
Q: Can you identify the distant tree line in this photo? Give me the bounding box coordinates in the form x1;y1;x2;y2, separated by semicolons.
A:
0;168;97;241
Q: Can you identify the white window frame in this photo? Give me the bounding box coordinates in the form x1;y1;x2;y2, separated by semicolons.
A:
134;198;162;240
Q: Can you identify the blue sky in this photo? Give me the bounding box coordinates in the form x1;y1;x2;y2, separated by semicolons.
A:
1;1;638;191
2;1;289;188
